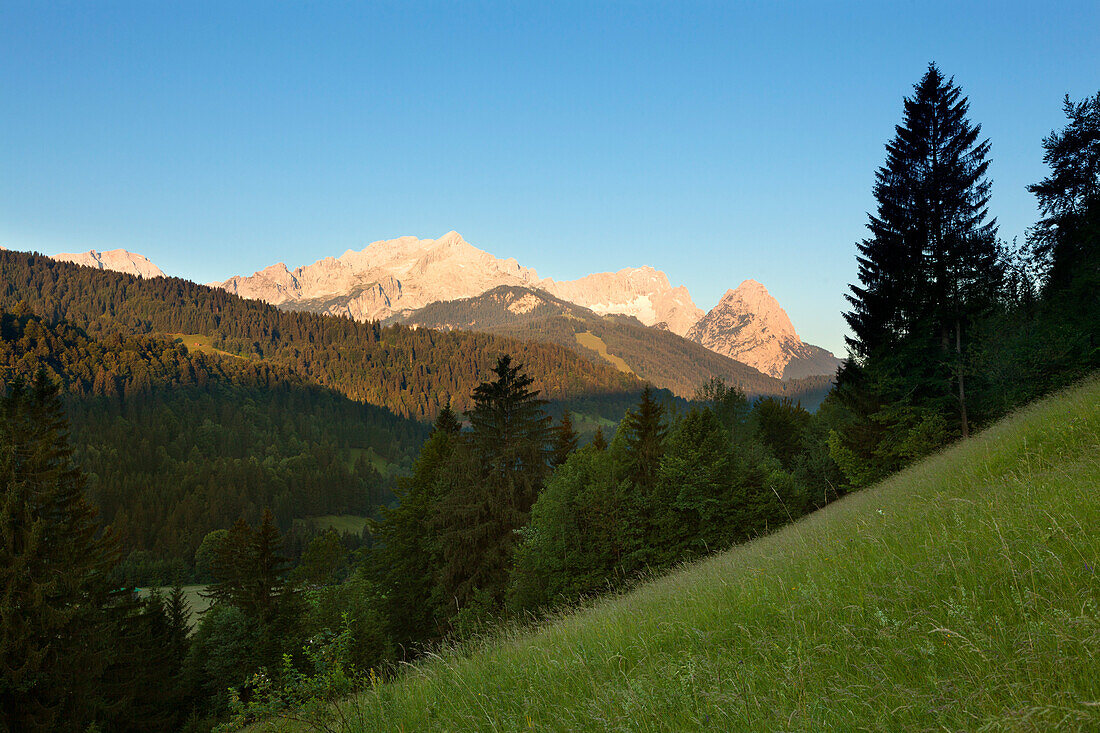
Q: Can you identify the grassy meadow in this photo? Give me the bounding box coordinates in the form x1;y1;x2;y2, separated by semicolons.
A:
168;333;247;360
138;584;211;627
574;331;635;375
261;377;1100;731
295;514;371;535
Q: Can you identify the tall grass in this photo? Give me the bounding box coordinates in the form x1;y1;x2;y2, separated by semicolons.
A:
281;377;1100;731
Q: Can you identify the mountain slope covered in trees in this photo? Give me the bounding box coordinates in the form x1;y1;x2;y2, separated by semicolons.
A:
0;250;645;422
0;307;429;577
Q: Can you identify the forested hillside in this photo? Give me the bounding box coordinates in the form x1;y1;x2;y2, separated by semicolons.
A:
398;285;835;405
0;308;428;579
0;250;644;421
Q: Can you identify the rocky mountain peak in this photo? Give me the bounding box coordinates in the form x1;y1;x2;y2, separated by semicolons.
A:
51;249;165;279
687;279;838;379
543;265;703;336
715;279;799;343
206;231;838;380
213;231;545;322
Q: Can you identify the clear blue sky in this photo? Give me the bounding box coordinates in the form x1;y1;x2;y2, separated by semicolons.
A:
2;1;1097;354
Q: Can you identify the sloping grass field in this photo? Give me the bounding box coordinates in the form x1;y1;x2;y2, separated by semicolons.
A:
284;378;1100;731
168;333;247;360
574;331;635;375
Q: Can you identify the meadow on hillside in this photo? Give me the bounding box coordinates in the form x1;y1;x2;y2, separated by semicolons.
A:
260;378;1100;732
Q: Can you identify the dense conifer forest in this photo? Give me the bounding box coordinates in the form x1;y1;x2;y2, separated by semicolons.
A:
829;69;1098;486
0;308;427;582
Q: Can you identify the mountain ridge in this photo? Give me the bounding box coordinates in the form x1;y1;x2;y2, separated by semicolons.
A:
51;248;165;278
13;234;842;381
398;284;834;407
210;231;840;378
212;231;709;336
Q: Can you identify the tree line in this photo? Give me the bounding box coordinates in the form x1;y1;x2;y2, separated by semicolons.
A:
830;65;1098;486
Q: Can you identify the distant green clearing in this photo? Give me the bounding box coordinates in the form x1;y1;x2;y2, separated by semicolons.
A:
574;331;634;375
137;584;211;628
168;333;246;360
291;377;1100;731
346;446;396;475
569;410;619;442
295;514;370;535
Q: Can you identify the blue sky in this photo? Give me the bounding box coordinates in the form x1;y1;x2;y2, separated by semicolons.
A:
2;1;1097;355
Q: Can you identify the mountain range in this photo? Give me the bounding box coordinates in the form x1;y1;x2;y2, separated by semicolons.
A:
52;248;165;279
397;284;833;401
30;232;842;384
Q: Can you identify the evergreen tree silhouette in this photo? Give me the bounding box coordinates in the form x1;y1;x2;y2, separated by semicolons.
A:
0;372;121;730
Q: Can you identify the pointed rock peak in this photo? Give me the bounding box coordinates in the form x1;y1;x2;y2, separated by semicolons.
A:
720;279;783;310
724;279;770;298
430;230;471;250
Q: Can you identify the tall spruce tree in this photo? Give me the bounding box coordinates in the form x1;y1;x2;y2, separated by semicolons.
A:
204;510;302;680
621;386;668;493
836;64;1001;483
0;373;121;730
435;356;551;613
206;510;295;622
848;64;998;429
1027;91;1100;293
620;386;670;564
550;410;579;467
1027;92;1100;367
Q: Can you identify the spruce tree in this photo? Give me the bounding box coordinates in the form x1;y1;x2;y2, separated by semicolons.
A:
964;90;1100;408
590;427;608;451
550;411;579;467
621;386;668;493
1027;91;1100;292
433;403;462;435
101;591;189;732
465;355;552;508
204;510;301;680
837;63;1001;482
435;355;551;612
371;416;462;647
1026;91;1100;367
206;510;295;622
206;517;252;611
0;373;121;730
693;378;750;438
620;386;670;565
